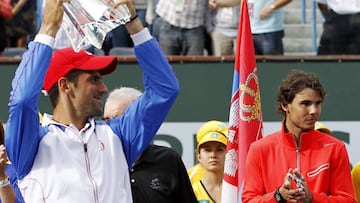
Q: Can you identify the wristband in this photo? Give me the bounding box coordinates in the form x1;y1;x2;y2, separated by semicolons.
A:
126;15;138;24
0;177;10;188
274;187;286;203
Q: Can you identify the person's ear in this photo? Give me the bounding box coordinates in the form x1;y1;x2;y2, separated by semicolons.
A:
281;103;288;113
57;77;71;94
196;150;201;162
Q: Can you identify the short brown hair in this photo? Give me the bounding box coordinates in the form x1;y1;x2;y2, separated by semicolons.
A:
48;70;83;108
276;70;326;117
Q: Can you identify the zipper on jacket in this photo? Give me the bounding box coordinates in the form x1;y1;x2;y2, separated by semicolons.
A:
84;143;88;152
292;133;302;170
83;142;99;203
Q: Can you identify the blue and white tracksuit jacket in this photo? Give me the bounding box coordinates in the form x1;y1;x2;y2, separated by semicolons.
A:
5;28;179;203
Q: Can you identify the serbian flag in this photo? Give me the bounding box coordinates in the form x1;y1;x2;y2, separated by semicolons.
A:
221;0;263;202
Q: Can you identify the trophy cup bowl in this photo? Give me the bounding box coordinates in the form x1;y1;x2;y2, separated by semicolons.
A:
62;0;131;52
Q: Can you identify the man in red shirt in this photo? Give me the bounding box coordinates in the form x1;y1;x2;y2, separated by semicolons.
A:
242;70;356;203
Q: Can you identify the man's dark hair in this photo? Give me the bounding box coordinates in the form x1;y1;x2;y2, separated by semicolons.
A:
48;70;84;108
276;69;326;117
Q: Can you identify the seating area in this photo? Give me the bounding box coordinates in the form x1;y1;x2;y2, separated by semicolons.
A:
1;47;27;58
0;0;349;57
108;47;135;56
283;0;322;55
0;47;137;57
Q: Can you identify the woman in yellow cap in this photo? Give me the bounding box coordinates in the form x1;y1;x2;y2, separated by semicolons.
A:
314;121;332;135
351;162;360;203
191;120;228;203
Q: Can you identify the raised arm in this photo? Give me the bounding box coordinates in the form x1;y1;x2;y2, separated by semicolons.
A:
5;0;67;179
108;0;179;166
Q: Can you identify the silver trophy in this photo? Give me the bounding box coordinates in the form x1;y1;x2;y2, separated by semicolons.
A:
62;0;131;51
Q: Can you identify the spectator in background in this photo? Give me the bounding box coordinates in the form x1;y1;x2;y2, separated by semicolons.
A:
208;0;240;56
5;0;36;47
0;16;6;55
188;162;205;185
242;70;356;202
191;120;228;203
250;0;292;55
0;0;11;55
104;87;197;203
155;0;210;56
188;120;228;185
314;121;332;135
0;121;17;203
316;0;360;55
102;0;148;55
145;0;160;41
351;162;360;203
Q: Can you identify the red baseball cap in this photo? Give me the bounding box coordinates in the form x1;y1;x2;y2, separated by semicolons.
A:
43;47;118;94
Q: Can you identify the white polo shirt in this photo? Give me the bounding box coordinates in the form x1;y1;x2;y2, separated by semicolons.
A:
316;0;360;14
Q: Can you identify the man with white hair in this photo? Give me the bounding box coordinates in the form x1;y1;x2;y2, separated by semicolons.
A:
104;87;197;203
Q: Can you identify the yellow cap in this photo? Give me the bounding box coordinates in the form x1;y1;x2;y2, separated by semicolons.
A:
196;120;228;149
315;121;332;135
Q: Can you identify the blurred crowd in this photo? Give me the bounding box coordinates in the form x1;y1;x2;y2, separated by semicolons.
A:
1;0;360;56
0;0;36;53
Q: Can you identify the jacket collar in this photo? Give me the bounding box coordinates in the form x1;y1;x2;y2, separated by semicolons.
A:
280;121;318;151
42;113;95;132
